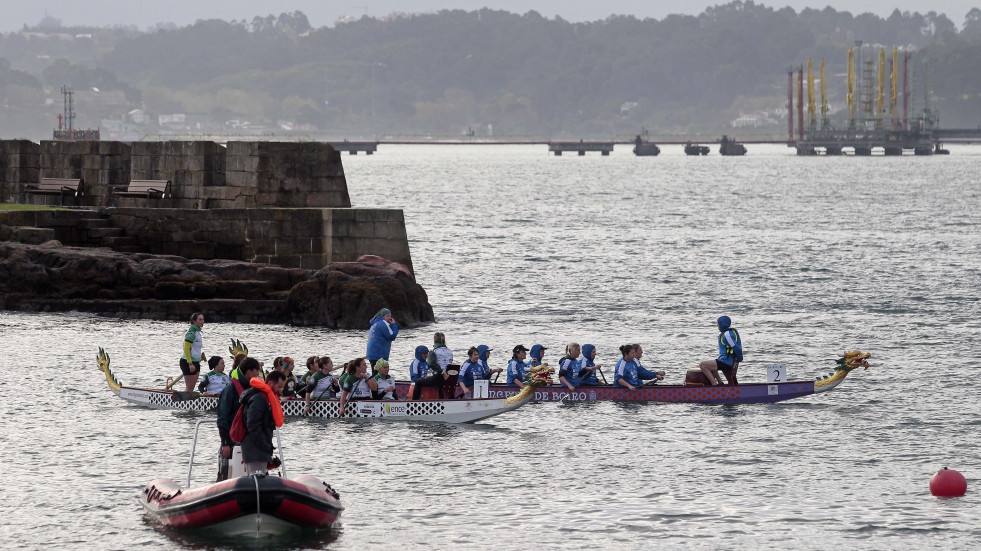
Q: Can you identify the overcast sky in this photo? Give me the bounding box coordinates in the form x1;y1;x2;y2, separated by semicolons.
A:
3;0;978;32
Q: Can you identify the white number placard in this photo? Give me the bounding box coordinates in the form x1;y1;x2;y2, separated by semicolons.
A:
766;364;787;383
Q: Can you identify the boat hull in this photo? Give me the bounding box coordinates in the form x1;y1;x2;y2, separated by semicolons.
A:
115;386;532;423
141;475;342;536
394;380;818;404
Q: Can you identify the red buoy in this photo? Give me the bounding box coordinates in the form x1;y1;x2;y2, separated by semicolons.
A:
930;467;967;497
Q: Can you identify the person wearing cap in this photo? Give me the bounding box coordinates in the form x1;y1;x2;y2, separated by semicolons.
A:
457;346;482;397
698;316;742;386
372;359;398;399
529;344;547;367
579;344;603;385
409;346;430;382
476;345;502;381
507;345;531;388
303;356;340;415
366;308;399;373
632;344;665;384
198;356;231;394
557;343;583;390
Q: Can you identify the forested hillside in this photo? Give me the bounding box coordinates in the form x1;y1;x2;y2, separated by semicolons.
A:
2;2;979;140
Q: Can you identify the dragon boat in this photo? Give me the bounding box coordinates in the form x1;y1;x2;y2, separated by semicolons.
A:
393;351;872;404
142;419;343;537
97;346;553;424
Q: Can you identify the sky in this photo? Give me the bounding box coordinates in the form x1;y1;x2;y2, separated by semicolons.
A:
2;0;979;32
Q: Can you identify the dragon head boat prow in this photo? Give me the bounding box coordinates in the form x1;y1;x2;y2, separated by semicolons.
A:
504;364;555;405
97;347;123;394
228;338;249;359
813;350;871;393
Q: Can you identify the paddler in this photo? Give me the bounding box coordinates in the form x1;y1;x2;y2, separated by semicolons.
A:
632;344;665;383
178;313;206;393
578;344;603;385
529;344;547;367
507;345;531;388
614;344;658;390
198;356;231;395
557;343;583;390
698;315;742;386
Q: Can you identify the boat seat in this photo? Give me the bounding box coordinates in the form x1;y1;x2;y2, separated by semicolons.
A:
442;364;460;398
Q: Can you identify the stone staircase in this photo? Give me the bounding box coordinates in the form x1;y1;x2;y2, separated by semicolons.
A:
0;209;143;253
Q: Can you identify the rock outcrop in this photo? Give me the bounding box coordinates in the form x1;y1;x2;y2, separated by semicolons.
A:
0;242;434;329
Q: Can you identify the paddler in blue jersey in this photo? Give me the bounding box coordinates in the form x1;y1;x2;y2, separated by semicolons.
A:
578;344;603;385
614;344;659;390
458;346;482;397
632;344;665;383
529;344;547;367
408;345;430;382
557;343;583;390
698;315;743;386
507;345;531;388
477;345;502;381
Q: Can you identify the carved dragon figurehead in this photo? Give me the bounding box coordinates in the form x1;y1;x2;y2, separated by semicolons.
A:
228;338;249;359
814;350;871;391
504;364;555;405
97;347;122;394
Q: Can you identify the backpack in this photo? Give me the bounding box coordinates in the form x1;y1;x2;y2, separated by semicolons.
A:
229;389;256;444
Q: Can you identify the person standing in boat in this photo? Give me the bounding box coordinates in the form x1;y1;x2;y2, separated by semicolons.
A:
698;315;742;386
408;345;430;382
338;358;377;416
579;344;603;385
507;345;531;388
366;308;399;373
198;356;231;395
240;370;286;476
372;359;399;399
632;344;665;383
302;356;340;415
529;344;547;367
457;346;483;397
215;357;261;481
557;343;583;390
179;313;206;393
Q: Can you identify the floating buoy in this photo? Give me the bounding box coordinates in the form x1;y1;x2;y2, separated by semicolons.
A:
930;467;967;497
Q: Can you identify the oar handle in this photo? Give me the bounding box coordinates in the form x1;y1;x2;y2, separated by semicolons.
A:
165;373;184;390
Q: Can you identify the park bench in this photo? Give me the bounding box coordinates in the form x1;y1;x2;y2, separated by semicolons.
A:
113;180;171;206
24;178;84;205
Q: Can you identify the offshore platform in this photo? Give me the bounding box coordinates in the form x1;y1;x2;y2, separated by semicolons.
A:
788;43;943;156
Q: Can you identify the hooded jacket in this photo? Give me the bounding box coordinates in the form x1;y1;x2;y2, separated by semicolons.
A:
716;316;743;367
365;311;399;361
579;344;600;385
529;344;546;367
476;345;493;379
409;345;430;382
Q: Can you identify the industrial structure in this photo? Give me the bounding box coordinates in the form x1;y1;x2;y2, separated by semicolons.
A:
788;42;944;156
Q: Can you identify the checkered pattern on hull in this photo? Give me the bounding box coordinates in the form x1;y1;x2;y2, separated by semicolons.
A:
122;389;446;418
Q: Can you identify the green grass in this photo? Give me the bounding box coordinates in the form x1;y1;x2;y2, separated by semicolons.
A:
0;203;59;211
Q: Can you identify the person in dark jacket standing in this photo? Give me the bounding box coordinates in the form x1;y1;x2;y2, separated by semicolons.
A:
214;358;261;481
240;370;286;476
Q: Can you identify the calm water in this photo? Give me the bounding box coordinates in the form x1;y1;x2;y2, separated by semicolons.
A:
2;144;980;550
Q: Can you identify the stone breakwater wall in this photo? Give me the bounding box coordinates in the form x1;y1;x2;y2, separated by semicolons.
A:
0;139;351;209
0;207;412;271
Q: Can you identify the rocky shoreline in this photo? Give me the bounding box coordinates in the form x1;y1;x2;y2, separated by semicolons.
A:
0;241;434;329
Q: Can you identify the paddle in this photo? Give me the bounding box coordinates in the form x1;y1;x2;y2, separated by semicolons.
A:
596;366;609;385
